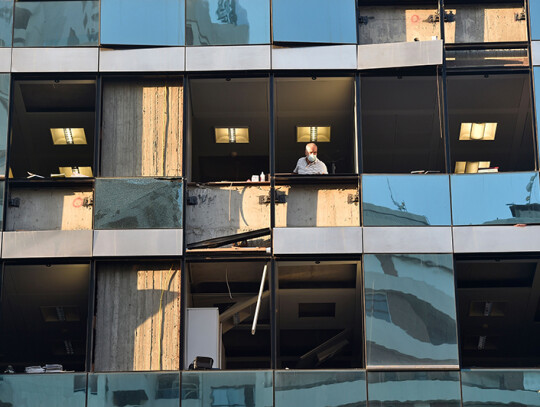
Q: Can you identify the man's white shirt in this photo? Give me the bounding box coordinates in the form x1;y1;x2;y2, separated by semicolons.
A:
294;157;328;174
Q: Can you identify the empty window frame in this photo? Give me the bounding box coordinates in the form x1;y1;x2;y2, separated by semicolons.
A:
93;261;182;371
358;1;440;45
447;73;536;173
275;76;357;175
188;77;269;182
101;77;183;177
455;256;540;367
0;263;91;372
361;69;445;174
13;0;98;47
277;260;363;369
9;78;96;179
184;261;271;369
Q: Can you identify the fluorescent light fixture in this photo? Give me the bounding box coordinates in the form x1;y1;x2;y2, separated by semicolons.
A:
478;335;487;350
459;123;497;141
58;166;93;177
455;161;491;174
50;128;87;145
215;127;249;143
297;126;331;143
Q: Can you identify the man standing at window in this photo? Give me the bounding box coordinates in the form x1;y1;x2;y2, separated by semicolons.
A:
293;143;328;174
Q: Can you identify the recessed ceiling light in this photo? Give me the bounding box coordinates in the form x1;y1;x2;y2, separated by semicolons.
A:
297;126;331;143
50;128;87;145
215;127;249;143
459;123;497;141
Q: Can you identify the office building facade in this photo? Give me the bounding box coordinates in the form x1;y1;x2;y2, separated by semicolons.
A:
0;0;540;405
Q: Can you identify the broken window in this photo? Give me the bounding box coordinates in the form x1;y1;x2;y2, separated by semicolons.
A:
101;77;183;177
9;78;96;179
362;175;451;226
361;69;445;173
0;263;91;373
455;256;540;367
13;1;98;47
447;73;535;173
364;254;459;367
275;76;357;175
101;0;184;46
93;261;181;371
358;1;440;45
274;183;360;227
184;261;271;369
451;172;540;225
186;0;269;46
277;260;363;369
272;0;356;44
188;77;269;182
0;0;13;47
94;179;182;230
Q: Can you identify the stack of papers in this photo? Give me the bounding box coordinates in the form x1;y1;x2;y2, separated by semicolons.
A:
25;366;45;373
44;364;63;372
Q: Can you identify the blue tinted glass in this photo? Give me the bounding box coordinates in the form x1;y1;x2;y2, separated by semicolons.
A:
272;0;357;44
462;370;540;407
87;373;180;407
0;0;13;47
275;370;366;407
101;0;184;46
532;0;540;40
364;254;459;367
94;179;183;229
362;175;451;226
451;173;540;225
367;371;461;407
13;1;98;47
0;373;87;406
0;75;8;175
181;371;273;407
536;68;540;164
187;0;270;45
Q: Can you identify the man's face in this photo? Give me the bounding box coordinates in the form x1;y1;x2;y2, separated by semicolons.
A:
306;146;318;157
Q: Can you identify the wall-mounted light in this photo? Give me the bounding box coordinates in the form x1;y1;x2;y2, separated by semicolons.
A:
459;123;497;141
58;166;93;177
50;128;87;145
455;161;491;174
296;126;331;143
215;127;249;143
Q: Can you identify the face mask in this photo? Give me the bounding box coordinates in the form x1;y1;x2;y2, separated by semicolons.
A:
307;154;317;162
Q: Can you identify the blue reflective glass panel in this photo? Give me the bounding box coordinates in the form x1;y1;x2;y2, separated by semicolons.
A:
0;74;8;175
182;371;273;407
462;370;540;407
275;370;366;407
0;0;13;47
362;175;451;226
13;1;98;47
87;373;180;407
0;373;87;407
94;179;183;229
101;0;184;46
535;68;540;165
450;173;540;225
367;371;461;407
272;0;357;44
364;254;459;366
531;0;540;40
187;0;269;45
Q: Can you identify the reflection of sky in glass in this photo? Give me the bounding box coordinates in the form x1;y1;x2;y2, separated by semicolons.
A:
362;175;451;226
451;173;540;225
536;68;540;165
0;74;8;175
272;0;356;44
0;374;86;406
275;371;366;407
364;254;459;366
101;0;185;46
94;179;183;229
367;371;461;406
88;373;179;406
13;1;98;47
462;371;540;407
186;0;269;45
531;0;540;40
0;0;13;47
